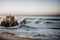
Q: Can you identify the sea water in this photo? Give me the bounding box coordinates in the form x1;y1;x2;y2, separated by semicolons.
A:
0;15;60;40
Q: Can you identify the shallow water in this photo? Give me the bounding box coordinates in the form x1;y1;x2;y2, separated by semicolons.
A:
0;16;60;40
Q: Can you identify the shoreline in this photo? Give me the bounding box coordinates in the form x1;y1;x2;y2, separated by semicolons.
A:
0;32;40;40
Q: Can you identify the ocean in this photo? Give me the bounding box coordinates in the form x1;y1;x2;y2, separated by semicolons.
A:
0;15;60;40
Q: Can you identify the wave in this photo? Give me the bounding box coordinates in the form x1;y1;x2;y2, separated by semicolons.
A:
19;25;37;29
44;19;60;21
0;24;37;30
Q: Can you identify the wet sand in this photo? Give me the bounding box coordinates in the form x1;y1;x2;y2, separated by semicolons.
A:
0;32;40;40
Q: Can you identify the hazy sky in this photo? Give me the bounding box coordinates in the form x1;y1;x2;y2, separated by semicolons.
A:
0;0;60;15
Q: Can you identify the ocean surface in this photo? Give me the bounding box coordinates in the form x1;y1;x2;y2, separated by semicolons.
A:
0;15;60;40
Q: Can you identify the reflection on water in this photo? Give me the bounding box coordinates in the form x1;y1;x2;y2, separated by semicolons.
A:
0;16;60;40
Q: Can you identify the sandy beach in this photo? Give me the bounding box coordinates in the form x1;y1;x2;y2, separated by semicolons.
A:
0;32;40;40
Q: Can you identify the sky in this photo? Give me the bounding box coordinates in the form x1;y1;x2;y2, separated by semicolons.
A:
0;0;60;15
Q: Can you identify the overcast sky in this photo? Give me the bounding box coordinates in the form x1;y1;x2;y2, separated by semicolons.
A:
0;0;60;15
